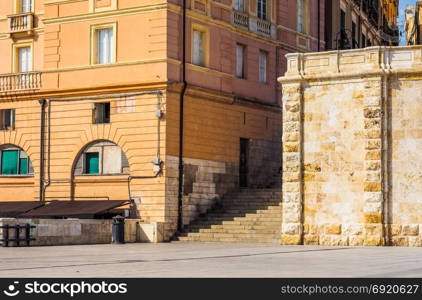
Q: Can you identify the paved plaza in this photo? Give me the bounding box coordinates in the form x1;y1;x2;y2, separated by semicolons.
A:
0;243;422;277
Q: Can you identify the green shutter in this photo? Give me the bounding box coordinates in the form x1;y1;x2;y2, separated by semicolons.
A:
1;150;18;175
85;152;99;174
19;157;28;174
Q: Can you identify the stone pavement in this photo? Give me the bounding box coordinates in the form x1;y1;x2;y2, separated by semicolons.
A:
0;243;422;277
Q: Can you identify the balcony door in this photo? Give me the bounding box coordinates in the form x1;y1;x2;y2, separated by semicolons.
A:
18;47;31;73
20;0;32;13
234;0;245;12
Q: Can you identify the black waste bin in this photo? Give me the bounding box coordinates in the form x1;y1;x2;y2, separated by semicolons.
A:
112;215;125;244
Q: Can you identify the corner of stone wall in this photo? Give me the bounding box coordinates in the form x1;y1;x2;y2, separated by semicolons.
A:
280;83;303;245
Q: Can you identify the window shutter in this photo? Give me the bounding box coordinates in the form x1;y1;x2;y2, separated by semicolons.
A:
193;30;204;66
1;150;19;175
236;44;244;78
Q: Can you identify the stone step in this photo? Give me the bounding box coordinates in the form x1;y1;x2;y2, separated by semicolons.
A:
188;228;280;234
175;236;280;243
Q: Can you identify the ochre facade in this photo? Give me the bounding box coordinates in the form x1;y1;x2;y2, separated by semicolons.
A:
0;0;327;240
280;45;422;247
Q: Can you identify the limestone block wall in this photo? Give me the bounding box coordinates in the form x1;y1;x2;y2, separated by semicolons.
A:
279;45;422;247
0;218;165;246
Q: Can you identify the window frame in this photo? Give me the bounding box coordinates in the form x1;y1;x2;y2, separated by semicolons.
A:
14;0;34;14
90;23;117;65
258;50;268;84
12;41;33;73
76;142;129;176
93;102;111;124
257;0;268;20
0;147;33;176
234;0;246;12
0;109;16;131
297;0;308;34
235;43;246;79
191;24;209;68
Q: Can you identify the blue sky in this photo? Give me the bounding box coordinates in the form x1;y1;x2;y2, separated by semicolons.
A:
399;0;418;45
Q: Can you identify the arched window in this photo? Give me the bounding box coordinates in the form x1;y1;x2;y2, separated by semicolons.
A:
74;141;129;175
0;145;33;176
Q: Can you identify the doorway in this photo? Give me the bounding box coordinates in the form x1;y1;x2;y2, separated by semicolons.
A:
239;138;249;188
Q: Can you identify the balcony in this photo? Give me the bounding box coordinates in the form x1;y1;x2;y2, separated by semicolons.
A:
231;10;276;39
232;10;249;30
7;13;34;36
256;18;272;37
0;72;42;93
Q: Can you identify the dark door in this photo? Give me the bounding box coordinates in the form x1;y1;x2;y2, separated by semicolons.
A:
239;138;249;188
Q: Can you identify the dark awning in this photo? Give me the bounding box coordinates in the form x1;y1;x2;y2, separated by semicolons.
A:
19;200;129;218
0;201;45;218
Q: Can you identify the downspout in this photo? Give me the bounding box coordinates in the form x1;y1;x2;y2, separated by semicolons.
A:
38;99;46;202
177;0;188;232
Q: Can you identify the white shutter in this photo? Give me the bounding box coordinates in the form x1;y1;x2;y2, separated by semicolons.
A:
18;47;31;73
236;44;244;78
193;30;204;66
259;51;267;83
21;0;32;13
97;28;113;64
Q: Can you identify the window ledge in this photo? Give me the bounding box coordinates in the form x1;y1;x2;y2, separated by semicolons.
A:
0;175;34;178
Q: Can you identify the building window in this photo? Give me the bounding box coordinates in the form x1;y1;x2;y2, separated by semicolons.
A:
297;0;306;33
361;33;366;47
0;147;33;176
96;28;113;64
74;141;130;175
352;21;357;48
236;44;245;78
93;102;110;124
257;0;267;20
91;24;116;65
19;0;32;13
17;46;31;73
192;29;205;66
259;50;267;83
234;0;245;12
0;110;15;131
85;152;99;174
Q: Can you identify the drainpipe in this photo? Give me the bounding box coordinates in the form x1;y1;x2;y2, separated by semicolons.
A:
177;0;188;232
38;99;46;202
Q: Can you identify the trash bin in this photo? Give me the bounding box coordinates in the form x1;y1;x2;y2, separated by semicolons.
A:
112;215;125;244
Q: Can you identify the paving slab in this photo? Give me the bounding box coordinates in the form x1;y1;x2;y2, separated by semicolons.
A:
0;243;421;277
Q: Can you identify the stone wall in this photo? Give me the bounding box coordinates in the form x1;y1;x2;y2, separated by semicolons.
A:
279;45;422;246
0;218;165;246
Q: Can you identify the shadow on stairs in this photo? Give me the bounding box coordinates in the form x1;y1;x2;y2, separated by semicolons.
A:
172;188;282;244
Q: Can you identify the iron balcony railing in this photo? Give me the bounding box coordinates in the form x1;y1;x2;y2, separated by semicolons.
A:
0;72;42;92
232;10;249;29
256;18;272;37
8;12;34;34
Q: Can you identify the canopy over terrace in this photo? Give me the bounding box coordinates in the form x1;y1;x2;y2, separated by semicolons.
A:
0;200;129;219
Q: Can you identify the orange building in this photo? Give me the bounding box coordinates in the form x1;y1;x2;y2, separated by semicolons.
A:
0;0;324;240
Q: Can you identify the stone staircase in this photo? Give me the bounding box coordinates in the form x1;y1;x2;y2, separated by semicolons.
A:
173;188;282;243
